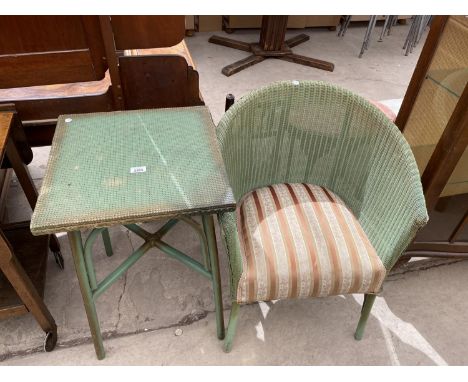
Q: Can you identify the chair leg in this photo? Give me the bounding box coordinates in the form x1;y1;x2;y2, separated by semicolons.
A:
223;301;240;353
354;294;377;340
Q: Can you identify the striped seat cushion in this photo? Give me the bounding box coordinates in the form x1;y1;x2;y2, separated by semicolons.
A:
236;183;386;304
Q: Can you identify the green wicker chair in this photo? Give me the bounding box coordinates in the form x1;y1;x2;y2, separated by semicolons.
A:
216;80;428;352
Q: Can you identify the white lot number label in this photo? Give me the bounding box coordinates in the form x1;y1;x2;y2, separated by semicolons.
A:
130;166;147;174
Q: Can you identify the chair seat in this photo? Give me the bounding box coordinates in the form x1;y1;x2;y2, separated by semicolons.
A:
235;183;386;303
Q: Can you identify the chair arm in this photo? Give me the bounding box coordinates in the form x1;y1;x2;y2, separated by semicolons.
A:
356;125;428;270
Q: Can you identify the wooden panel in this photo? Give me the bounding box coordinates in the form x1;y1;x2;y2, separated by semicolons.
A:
225;16;305;29
110;16;185;50
0;16;87;54
119;55;203;110
197;16;223;32
304;16;341;28
123;41;204;104
0;16;106;88
286;16;306;28
0;50;102;89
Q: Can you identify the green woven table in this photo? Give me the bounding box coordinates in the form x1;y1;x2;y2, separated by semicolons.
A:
31;106;235;360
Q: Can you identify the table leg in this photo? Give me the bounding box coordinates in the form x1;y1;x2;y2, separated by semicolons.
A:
279;54;335;72
67;230;105;360
5;136;38;210
221;55;265;77
102;228;113;257
285;34;310;48
6;135;63;264
208;35;251;52
201;215;225;340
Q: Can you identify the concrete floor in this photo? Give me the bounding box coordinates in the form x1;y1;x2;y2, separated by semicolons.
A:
187;23;423;124
2;22;468;365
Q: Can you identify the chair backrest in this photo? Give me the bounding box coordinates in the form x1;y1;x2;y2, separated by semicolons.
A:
109;16;202;110
216;81;424;215
0;16;113;146
217;81;399;206
119;55;203;110
0;16;107;88
110;16;185;50
217;81;428;269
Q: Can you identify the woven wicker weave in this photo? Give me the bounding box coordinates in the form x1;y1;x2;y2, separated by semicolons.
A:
31;106;235;235
216;81;428;299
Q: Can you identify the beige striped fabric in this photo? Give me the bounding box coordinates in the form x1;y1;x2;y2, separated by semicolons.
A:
236;183;386;304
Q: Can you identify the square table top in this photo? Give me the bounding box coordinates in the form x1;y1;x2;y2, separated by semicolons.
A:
31;106;235;235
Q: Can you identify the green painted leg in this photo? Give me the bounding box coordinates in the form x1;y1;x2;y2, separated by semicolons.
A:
201;214;225;340
224;302;240;353
354;294;377;341
102;229;113;257
68;231;105;360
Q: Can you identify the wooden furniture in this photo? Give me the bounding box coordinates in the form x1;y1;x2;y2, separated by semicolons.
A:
104;16;203;111
209;16;335;77
193;16;341;33
185;16;196;36
304;16;341;30
196;16;223;32
223;15;306;32
395;16;468;259
0;112;60;352
222;16;341;33
0;16;112;147
0;16;203;147
0;15;204;277
30;106;235;359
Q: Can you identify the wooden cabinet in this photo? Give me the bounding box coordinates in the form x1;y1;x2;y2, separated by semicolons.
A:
396;16;468;258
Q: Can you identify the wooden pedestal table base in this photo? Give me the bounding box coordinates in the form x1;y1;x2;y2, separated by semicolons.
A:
209;16;335;76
